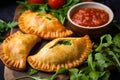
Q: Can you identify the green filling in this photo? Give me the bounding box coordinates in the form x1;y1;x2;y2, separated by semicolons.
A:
46;17;52;20
37;13;42;16
56;40;71;45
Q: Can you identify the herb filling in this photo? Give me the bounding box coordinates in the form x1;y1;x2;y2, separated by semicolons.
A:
56;40;71;45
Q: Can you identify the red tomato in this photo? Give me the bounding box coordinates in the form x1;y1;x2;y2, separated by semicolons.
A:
48;0;65;9
28;0;45;4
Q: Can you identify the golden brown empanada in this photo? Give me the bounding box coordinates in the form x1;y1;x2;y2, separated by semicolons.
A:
0;31;41;71
27;35;92;72
18;10;73;40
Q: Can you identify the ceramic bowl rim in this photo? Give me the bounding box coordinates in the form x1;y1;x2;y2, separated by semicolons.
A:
67;2;114;29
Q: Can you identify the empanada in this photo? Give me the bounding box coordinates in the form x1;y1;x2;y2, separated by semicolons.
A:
0;31;41;71
27;35;92;72
18;10;73;40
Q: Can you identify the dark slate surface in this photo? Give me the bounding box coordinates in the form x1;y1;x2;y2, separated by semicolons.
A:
0;1;17;80
0;0;120;80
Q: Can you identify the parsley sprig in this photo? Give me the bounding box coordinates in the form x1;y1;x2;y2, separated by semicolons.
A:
16;0;82;24
0;19;18;43
15;32;120;80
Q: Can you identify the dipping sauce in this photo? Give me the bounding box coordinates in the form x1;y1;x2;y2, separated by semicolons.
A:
72;8;109;27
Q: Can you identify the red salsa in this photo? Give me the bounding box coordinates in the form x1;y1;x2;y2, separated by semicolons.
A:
72;8;109;27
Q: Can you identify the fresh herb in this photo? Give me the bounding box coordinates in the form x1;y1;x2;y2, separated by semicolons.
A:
45;17;52;20
57;40;71;45
29;69;38;76
16;0;82;24
15;68;68;80
0;19;18;43
15;33;120;80
37;13;43;16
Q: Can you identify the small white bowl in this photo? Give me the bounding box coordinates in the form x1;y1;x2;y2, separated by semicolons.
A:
67;2;114;38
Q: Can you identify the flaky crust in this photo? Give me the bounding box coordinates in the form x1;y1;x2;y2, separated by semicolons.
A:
0;31;41;71
27;35;92;72
18;10;73;40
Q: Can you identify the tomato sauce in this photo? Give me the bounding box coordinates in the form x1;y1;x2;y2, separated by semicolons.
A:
72;8;109;27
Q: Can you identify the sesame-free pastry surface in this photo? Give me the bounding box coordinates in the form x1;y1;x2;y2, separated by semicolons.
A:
27;35;92;72
18;10;73;40
0;31;41;71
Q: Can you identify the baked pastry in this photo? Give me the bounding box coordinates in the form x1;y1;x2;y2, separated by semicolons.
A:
27;35;92;72
18;10;73;40
0;31;41;71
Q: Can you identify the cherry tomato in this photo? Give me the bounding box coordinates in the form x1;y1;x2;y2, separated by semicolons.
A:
48;0;65;9
28;0;45;4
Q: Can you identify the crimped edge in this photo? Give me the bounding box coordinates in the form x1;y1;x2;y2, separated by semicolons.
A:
0;31;27;71
18;10;73;40
27;35;92;72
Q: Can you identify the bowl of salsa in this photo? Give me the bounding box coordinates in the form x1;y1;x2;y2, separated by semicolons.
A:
67;2;114;38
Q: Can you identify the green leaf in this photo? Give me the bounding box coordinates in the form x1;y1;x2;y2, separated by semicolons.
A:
89;71;99;80
50;67;68;80
99;71;110;80
113;33;120;48
107;50;120;70
113;46;120;53
0;19;18;43
95;53;113;71
30;76;50;80
95;34;113;52
69;68;79;80
73;0;82;3
16;0;82;24
63;0;73;7
7;21;18;28
78;74;89;80
29;69;38;76
87;53;95;71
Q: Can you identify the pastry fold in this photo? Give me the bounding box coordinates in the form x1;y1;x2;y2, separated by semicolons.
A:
27;35;92;72
0;31;41;71
18;10;73;40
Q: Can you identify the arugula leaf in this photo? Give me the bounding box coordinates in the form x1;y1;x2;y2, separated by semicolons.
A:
87;52;95;71
17;0;82;24
50;67;68;80
15;33;120;80
69;68;79;80
99;71;110;80
95;34;113;52
113;33;120;48
7;21;18;28
89;71;99;80
95;52;113;71
107;50;120;71
29;69;38;76
63;0;73;7
0;19;18;43
15;69;49;80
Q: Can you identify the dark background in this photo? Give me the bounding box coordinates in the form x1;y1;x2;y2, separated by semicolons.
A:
0;0;120;80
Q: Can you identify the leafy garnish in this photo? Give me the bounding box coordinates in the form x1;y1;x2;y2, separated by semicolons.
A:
0;19;18;43
29;69;38;76
16;0;82;24
15;32;120;80
113;33;120;48
95;34;113;52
